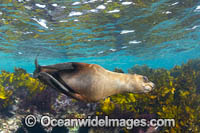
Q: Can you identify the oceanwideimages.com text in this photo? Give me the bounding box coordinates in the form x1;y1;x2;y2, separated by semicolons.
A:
25;115;175;129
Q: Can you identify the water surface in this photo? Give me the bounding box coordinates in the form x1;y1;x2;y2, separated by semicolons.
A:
0;0;200;72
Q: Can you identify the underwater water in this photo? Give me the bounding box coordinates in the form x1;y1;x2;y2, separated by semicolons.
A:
1;1;200;133
0;0;200;72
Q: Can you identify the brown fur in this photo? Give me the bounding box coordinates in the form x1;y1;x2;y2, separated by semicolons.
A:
34;60;155;102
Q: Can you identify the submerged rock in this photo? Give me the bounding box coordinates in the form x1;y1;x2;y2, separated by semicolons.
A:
1;59;200;132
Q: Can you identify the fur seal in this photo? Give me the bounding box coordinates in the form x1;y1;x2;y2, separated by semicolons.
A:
33;59;155;102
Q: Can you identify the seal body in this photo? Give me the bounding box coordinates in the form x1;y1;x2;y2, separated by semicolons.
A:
34;60;155;102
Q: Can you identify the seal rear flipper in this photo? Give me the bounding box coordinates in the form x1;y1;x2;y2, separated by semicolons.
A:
39;72;84;101
42;62;75;72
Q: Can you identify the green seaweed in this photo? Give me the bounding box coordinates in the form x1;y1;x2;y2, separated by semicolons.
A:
0;68;46;111
0;59;200;132
98;59;200;132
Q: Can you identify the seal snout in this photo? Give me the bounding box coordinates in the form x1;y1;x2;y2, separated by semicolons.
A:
144;82;155;92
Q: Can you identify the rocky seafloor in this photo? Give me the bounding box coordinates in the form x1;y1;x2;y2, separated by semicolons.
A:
1;59;200;132
0;68;158;133
0;91;99;133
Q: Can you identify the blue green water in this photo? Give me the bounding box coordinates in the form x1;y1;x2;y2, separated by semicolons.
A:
0;0;200;73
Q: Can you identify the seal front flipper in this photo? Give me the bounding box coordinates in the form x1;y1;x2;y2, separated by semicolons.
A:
34;58;84;101
39;72;71;93
39;72;85;101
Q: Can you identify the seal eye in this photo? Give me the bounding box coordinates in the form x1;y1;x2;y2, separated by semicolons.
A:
143;76;149;83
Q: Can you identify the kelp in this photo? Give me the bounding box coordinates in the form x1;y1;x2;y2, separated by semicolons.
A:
98;59;200;132
0;68;47;112
0;59;200;132
0;68;91;117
